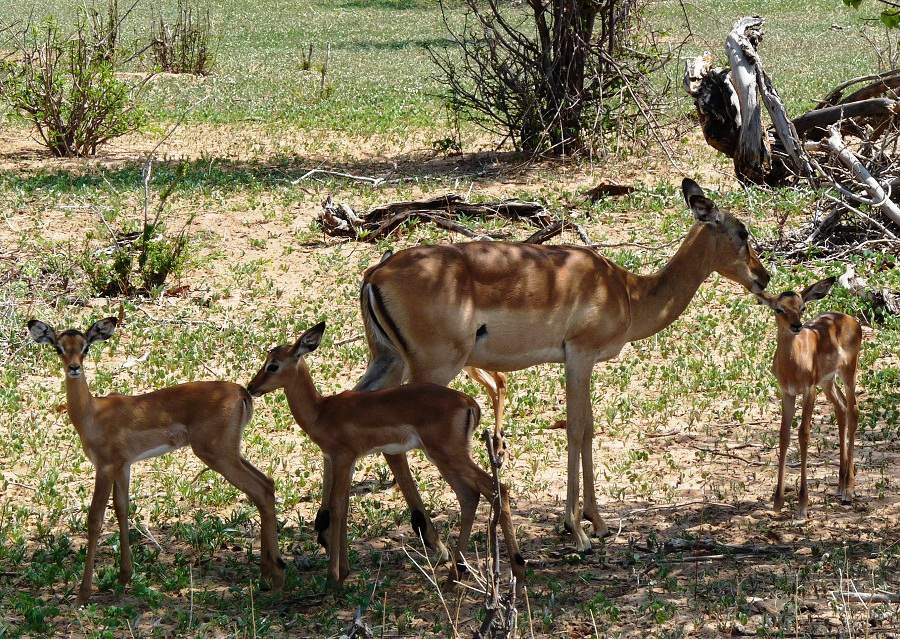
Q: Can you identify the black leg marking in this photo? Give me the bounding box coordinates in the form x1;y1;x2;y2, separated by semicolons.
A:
315;508;330;549
514;553;526;567
456;561;469;575
277;557;287;569
411;509;433;548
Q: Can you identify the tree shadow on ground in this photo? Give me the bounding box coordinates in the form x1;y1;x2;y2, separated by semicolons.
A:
0;148;532;197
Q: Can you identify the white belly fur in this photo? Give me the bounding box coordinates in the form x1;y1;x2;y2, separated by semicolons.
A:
134;443;183;462
369;431;423;456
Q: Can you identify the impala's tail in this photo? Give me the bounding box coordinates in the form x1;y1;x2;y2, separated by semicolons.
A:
354;251;407;391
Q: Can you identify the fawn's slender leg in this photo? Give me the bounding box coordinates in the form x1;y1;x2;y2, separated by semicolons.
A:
327;454;354;587
842;363;860;500
441;472;480;578
193;449;284;590
822;380;848;498
315;454;334;549
78;472;113;604
112;466;133;587
797;390;816;520
774;392;796;512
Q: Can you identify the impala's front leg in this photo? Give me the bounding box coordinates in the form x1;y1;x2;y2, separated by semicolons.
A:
78;472;113;604
774;392;796;512
564;353;593;553
112;467;133;589
797;390;816;520
315;454;334;550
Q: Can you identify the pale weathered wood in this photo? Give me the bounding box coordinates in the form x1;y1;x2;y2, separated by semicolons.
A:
815;126;900;227
725;16;769;182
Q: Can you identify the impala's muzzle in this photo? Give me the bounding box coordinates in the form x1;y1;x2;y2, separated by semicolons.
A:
67;364;83;378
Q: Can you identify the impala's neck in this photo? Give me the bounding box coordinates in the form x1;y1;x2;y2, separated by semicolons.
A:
282;359;323;431
624;224;717;342
64;373;95;432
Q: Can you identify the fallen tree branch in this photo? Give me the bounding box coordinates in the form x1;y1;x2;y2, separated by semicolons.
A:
318;193;591;245
814;126;900;227
794;98;900;139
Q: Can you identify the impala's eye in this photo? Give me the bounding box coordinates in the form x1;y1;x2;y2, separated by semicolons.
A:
266;363;279;373
774;308;784;315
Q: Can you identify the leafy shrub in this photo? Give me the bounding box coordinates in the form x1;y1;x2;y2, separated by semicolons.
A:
149;1;215;75
0;16;145;157
82;163;194;296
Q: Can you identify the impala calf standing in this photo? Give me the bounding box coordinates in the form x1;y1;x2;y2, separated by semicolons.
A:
352;178;770;552
27;317;284;603
247;322;526;588
756;277;862;519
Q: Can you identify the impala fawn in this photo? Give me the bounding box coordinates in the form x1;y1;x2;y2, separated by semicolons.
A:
247;322;526;588
756;277;862;519
27;316;284;603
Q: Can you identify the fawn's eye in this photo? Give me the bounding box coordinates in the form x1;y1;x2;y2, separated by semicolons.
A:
266;363;279;373
774;308;784;315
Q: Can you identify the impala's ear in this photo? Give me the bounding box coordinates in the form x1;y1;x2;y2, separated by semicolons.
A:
681;177;704;204
85;317;118;346
27;320;58;346
290;321;326;358
682;178;721;224
801;276;836;303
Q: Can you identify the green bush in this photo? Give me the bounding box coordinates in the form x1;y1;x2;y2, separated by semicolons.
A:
0;16;145;157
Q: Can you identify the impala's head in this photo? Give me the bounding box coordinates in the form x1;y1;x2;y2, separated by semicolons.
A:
756;277;836;334
682;178;770;294
27;317;118;378
247;321;325;397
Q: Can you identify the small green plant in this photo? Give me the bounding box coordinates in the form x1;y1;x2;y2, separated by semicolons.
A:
82;162;194;296
0;15;145;157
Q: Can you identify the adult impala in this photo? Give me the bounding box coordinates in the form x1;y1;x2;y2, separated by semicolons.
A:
352;178;770;552
27;316;284;603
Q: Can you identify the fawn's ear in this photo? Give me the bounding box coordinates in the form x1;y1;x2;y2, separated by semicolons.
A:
27;320;58;346
801;277;836;303
682;178;721;224
754;292;776;309
289;321;326;358
85;317;118;346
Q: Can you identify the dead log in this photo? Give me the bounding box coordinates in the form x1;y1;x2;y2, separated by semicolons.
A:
583;182;635;202
810;126;900;227
317;193;591;244
794;98;900;140
816;68;900;108
724;17;770;183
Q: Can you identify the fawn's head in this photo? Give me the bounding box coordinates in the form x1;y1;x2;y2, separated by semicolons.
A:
682;178;771;294
756;277;836;334
27;317;118;378
247;321;325;397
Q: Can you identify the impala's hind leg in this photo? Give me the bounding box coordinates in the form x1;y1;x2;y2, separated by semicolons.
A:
841;360;860;500
193;448;284;591
823;380;849;499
